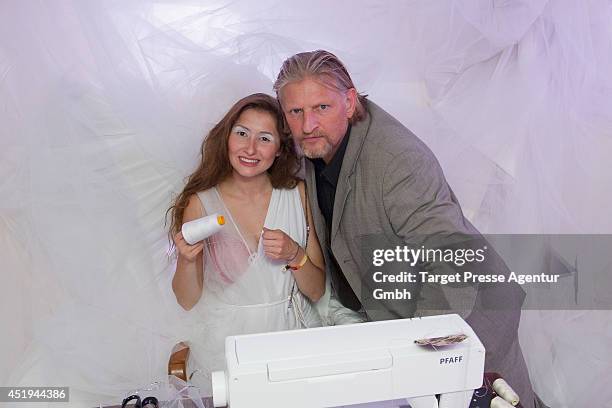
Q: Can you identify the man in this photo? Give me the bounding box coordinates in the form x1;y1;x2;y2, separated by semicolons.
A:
274;50;541;407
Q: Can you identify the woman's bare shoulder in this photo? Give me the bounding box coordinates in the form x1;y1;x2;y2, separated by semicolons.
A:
296;179;306;195
184;193;205;222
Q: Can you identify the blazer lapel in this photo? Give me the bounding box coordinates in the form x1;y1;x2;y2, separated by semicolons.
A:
331;112;372;241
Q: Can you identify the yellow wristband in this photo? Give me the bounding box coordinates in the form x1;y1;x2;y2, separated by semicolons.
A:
287;253;308;271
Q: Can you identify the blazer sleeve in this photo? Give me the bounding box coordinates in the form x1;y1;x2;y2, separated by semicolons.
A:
381;147;526;375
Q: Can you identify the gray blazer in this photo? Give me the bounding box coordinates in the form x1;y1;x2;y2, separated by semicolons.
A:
305;101;536;407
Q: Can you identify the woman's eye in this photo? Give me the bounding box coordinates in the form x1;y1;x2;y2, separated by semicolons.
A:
236;130;247;137
259;136;272;143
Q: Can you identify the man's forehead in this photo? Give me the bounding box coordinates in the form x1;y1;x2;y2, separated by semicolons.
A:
280;76;343;103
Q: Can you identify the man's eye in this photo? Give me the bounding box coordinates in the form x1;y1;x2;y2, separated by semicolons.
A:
319;104;329;110
290;108;302;115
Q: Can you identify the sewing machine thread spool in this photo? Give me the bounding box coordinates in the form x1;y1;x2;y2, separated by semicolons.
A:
211;370;228;407
492;378;520;406
491;396;514;408
182;213;225;245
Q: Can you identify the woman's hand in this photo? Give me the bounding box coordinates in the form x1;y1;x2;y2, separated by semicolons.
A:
174;231;204;262
261;227;300;262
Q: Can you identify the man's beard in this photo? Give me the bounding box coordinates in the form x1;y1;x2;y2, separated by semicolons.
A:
300;136;332;159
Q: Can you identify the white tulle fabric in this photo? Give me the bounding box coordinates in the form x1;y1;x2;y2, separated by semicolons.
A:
1;1;612;407
187;186;321;394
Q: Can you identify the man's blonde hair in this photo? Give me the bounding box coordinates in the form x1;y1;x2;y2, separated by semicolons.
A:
274;50;367;124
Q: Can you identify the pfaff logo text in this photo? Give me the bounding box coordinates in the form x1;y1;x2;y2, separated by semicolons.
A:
439;356;463;365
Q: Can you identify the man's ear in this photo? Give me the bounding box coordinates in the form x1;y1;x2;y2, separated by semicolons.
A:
345;88;357;119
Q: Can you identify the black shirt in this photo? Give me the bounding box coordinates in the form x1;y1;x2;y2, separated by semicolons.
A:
311;127;351;237
310;127;362;311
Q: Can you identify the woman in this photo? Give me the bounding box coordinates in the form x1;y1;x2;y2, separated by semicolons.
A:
166;93;325;392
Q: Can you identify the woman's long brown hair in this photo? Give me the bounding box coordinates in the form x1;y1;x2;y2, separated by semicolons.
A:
166;93;300;243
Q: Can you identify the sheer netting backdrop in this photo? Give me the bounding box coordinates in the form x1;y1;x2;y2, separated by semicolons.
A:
1;1;611;407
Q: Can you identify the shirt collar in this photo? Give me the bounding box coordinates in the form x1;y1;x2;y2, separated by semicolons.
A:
311;125;351;186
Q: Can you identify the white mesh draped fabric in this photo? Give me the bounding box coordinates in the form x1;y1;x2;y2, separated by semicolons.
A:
1;1;612;407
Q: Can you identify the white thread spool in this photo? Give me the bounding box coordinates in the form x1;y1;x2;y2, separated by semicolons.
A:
491;396;515;408
211;370;228;407
181;213;225;244
492;378;520;406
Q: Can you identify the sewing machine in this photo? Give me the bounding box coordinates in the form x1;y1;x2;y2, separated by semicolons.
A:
211;314;485;408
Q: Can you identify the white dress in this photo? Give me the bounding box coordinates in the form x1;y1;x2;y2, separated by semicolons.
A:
186;186;322;394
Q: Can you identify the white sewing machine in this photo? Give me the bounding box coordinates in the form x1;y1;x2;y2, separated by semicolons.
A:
211;314;485;408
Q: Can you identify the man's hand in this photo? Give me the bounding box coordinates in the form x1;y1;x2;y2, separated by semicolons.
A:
262;227;299;262
174;231;204;262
